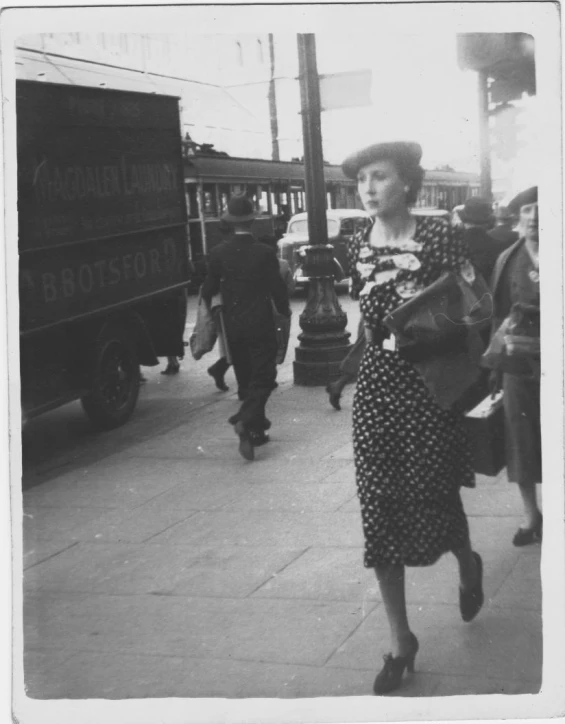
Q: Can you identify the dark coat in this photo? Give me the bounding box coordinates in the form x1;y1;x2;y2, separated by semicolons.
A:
489;237;526;331
201;232;290;334
487;226;519;249
463;226;501;281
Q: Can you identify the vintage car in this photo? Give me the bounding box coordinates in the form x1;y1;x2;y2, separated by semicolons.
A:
278;209;371;289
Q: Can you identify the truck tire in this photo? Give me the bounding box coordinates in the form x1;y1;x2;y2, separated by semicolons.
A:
81;329;140;430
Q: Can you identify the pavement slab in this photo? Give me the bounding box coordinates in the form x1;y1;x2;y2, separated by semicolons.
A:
24;543;307;598
24;648;78;698
251;547;379;603
150;510;365;548
26;502;200;545
22;506;114;542
227;481;355;513
23;540;79;571
24;591;377;667
461;477;524;517
22;456;196;509
326;601;542;691
23;650;377;699
489;562;542;611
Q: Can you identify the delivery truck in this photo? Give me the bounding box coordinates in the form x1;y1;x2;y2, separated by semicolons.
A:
17;80;191;428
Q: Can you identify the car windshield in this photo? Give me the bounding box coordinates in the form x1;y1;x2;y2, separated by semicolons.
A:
288;218;340;236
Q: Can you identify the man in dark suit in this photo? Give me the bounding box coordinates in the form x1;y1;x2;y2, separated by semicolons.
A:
459;196;498;280
488;204;519;250
201;195;291;461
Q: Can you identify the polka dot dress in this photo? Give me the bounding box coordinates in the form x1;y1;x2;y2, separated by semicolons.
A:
348;215;475;569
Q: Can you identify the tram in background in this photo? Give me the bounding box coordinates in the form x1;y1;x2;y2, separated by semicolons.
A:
183;152;480;281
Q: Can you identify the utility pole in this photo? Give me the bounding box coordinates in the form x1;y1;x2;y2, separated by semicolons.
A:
267;34;280;161
293;34;351;386
478;69;493;200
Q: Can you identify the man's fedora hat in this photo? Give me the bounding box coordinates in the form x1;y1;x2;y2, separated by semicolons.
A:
508;186;538;215
458;197;495;226
222;194;257;223
494;205;515;222
341;141;422;179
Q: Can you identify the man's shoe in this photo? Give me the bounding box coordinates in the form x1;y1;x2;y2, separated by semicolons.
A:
234;421;254;461
207;365;228;391
161;364;180;375
249;431;270;447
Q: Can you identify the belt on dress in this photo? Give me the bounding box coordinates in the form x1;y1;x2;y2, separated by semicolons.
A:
364;325;392;347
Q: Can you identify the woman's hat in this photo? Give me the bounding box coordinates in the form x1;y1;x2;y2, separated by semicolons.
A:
222;194;257;223
508;186;538;214
341;141;422;179
458;197;495;226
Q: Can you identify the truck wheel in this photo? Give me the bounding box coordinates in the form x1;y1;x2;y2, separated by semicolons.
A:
81;332;140;430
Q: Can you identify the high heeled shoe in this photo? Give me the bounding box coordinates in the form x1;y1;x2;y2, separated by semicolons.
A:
326;382;342;411
513;513;543;547
373;632;419;695
459;552;484;622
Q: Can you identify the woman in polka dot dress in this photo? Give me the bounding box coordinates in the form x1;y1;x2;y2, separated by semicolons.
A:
341;142;484;695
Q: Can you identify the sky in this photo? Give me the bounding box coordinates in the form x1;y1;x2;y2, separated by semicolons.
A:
297;32;481;171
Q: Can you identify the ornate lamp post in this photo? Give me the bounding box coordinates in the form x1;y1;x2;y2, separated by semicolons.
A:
293;34;352;386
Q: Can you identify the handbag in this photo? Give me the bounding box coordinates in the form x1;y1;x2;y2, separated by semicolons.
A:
463;391;506;476
383;269;494;409
189;290;217;360
481;302;540;378
272;302;291;365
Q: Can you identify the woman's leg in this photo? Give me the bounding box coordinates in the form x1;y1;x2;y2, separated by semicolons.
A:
517;483;541;529
452;536;480;591
503;374;542;531
374;563;413;656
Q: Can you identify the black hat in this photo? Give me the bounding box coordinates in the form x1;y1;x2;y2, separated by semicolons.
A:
341;141;423;179
459;196;495;226
494;205;515;221
508;186;538;214
222;194;257;223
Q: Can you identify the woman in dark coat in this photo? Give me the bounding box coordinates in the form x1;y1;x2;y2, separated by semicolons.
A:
490;186;541;546
342;141;483;695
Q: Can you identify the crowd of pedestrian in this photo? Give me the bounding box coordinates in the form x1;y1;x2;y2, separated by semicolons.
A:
153;144;541;697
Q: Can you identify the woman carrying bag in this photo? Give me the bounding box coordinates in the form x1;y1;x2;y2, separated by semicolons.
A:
342;141;484;695
487;186;542;546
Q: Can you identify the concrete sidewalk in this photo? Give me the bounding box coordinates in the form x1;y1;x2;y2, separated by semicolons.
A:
21;361;542;699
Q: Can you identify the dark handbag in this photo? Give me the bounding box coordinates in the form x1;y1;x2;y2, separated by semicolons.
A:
481;302;540;378
383;269;494;409
463;391;506;476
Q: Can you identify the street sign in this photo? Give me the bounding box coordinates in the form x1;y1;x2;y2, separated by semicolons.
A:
318;69;372;111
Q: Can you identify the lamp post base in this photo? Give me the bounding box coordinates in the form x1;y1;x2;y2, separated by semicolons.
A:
293;274;352;387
